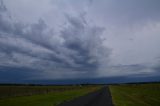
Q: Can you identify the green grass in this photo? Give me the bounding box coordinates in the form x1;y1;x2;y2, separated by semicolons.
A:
0;86;101;106
0;85;91;99
110;83;160;106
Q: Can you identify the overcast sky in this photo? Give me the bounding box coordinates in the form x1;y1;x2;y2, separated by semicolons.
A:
0;0;160;82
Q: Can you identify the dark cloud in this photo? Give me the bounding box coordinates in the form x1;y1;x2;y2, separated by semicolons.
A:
0;0;160;81
0;66;40;82
61;15;110;70
0;1;111;80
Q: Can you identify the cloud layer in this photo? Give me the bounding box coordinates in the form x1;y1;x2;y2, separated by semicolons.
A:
0;0;160;81
0;0;111;79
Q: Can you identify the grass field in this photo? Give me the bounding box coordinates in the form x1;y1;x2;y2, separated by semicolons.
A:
110;83;160;106
0;85;101;106
0;85;95;99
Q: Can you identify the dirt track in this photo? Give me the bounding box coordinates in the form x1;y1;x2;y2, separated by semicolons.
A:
58;86;113;106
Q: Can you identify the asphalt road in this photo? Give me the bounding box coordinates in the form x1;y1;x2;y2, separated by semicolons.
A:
58;86;113;106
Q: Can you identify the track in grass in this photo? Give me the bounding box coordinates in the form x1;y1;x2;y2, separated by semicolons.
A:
58;86;113;106
0;85;101;106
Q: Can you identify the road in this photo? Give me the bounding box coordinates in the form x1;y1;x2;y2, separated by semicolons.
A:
58;86;113;106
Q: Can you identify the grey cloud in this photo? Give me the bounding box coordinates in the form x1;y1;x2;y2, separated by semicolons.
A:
98;64;155;77
1;0;160;80
90;0;160;25
61;15;110;70
0;1;111;79
0;0;6;12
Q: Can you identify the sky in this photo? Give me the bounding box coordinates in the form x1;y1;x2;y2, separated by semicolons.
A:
0;0;160;84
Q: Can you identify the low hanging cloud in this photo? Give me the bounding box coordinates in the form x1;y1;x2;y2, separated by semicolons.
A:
0;1;111;79
0;0;160;81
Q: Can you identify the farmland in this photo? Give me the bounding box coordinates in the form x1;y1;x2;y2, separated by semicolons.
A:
1;83;160;106
0;85;101;106
110;83;160;106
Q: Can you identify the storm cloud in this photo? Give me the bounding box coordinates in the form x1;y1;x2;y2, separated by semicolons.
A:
0;0;111;79
0;0;160;81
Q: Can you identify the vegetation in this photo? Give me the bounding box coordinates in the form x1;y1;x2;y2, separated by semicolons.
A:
110;83;160;106
0;85;101;106
0;85;89;99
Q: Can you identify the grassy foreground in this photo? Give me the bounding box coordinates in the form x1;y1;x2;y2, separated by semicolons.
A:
0;85;97;99
110;83;160;106
0;85;100;106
